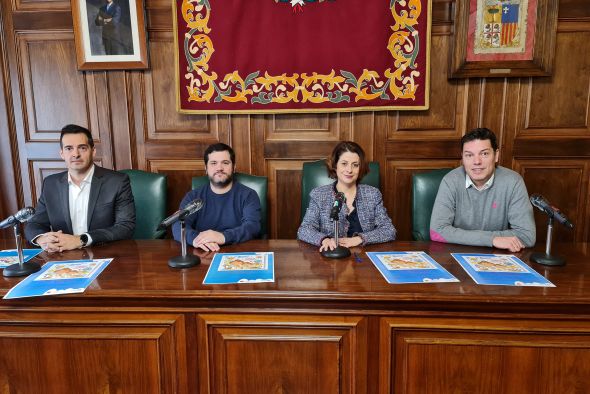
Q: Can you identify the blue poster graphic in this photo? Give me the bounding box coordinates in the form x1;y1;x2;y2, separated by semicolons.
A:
203;252;274;285
366;251;459;284
0;249;42;268
3;259;113;299
451;253;555;287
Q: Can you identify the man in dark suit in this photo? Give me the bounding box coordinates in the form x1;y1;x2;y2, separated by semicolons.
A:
25;124;135;252
95;0;121;55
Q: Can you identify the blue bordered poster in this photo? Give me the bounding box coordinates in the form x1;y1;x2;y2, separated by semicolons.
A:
366;251;459;284
203;252;274;285
451;253;555;287
3;259;113;299
0;249;42;268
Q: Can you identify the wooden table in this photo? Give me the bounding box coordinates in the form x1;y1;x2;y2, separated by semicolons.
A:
1;239;589;393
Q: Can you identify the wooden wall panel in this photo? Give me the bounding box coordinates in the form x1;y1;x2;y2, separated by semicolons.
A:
523;30;590;132
381;316;590;394
515;159;589;243
17;32;96;139
267;160;304;239
0;312;188;393
197;314;367;394
14;0;69;11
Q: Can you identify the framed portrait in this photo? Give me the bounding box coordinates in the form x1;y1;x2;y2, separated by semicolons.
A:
449;0;558;78
71;0;149;70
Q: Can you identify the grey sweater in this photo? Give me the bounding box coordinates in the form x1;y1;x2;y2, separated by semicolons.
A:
429;166;536;247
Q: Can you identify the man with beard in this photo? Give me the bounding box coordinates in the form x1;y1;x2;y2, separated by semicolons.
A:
172;143;261;251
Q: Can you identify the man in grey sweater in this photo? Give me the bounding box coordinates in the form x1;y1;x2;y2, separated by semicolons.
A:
430;128;536;252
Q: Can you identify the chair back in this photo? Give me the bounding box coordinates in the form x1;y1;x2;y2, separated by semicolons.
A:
191;173;268;238
300;160;380;221
411;168;452;241
120;169;167;239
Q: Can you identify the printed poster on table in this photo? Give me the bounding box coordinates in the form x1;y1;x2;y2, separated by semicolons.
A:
0;249;42;268
203;252;274;285
451;253;555;287
173;0;431;113
366;251;459;284
3;259;113;299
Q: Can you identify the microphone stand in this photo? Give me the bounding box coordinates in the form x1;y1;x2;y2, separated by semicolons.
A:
3;223;41;277
530;216;566;266
168;219;200;268
321;211;351;260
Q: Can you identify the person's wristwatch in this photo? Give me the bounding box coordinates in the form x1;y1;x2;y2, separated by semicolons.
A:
79;234;89;248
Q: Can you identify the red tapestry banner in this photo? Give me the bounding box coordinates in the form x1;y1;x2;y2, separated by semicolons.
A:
173;0;431;114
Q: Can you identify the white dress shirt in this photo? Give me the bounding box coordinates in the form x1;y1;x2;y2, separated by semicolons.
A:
68;165;95;245
465;173;495;191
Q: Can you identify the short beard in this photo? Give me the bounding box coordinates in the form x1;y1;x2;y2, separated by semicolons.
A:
209;172;233;188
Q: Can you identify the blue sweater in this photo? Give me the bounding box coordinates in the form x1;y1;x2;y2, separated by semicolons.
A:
172;182;261;245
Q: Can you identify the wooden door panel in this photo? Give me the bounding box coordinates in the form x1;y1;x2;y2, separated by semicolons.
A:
198;314;367;394
0;312;187;393
381;317;590;394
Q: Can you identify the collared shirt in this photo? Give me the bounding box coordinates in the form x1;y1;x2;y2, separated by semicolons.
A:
68;165;95;244
465;173;495;191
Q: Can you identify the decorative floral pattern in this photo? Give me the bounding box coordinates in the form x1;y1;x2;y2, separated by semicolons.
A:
177;0;426;111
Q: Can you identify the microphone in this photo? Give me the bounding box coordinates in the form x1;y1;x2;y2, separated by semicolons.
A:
157;199;203;230
0;207;35;229
530;194;574;229
330;192;346;220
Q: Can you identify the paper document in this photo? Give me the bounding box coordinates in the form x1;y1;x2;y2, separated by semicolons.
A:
366;251;459;284
451;253;555;287
3;258;113;299
203;252;275;285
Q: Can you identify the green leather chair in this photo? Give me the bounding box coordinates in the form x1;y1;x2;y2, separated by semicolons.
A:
192;173;268;239
411;168;452;241
300;160;380;221
119;169;167;239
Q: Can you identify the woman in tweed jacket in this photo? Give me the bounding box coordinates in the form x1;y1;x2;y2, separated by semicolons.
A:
297;141;396;251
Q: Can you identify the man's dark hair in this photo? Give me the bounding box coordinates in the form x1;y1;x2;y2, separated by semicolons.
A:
204;143;235;165
60;124;94;148
461;127;498;151
326;141;369;182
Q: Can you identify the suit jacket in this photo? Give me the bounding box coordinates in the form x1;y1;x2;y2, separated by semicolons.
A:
25;166;135;245
297;183;396;246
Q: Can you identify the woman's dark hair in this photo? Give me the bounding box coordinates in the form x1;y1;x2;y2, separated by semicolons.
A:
326;141;369;182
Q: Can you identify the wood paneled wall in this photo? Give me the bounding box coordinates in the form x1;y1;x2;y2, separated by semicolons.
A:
1;0;589;243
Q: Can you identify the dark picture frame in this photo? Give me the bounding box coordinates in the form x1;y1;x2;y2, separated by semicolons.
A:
449;0;558;78
71;0;148;70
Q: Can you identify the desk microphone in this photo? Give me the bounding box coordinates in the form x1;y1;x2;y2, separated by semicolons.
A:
165;199;204;269
0;207;35;229
322;192;350;259
530;194;574;229
529;194;573;267
158;199;203;230
2;206;40;277
330;192;346;220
